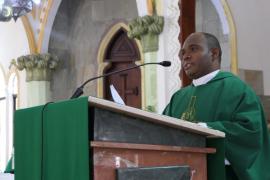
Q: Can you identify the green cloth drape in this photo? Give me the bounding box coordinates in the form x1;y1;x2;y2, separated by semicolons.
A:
14;97;89;180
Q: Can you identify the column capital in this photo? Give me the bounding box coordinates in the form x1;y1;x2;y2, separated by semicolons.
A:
11;53;59;82
128;15;164;52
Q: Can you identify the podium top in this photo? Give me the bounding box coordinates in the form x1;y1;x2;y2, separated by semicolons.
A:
88;96;225;138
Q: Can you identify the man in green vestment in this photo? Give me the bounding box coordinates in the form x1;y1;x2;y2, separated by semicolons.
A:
163;32;270;180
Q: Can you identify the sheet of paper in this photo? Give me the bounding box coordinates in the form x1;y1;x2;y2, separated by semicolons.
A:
110;85;125;105
0;173;14;180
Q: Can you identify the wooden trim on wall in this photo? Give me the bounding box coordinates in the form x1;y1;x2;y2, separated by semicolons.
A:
179;0;195;87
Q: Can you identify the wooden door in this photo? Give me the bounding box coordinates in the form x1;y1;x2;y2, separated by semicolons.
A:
104;28;141;108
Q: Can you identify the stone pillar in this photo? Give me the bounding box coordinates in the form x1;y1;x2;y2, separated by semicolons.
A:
11;53;59;107
128;13;164;112
26;81;51;106
144;52;158;112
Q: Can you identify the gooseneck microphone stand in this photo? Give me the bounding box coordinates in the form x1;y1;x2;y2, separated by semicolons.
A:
70;61;171;99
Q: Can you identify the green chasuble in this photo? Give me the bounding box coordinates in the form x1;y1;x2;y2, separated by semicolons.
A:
14;97;89;180
163;71;270;180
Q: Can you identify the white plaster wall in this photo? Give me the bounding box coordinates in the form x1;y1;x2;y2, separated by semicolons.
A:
0;20;30;108
0;20;29;69
227;0;270;95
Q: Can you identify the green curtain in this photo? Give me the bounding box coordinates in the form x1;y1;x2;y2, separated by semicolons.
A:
14;97;89;180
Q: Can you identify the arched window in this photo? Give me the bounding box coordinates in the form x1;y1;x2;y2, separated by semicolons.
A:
0;70;18;172
0;67;7;172
7;73;18;163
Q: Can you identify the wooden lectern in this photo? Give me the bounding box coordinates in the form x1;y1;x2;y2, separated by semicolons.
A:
14;96;225;180
88;96;225;180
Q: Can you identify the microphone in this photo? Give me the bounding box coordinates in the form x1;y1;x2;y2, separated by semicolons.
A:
159;61;171;67
70;61;171;99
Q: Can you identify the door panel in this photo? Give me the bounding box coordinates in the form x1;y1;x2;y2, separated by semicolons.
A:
103;28;141;108
105;62;141;108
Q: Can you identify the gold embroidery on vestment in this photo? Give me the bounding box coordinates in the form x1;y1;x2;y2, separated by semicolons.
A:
181;96;197;122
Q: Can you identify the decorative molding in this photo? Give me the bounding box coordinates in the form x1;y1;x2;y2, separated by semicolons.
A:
221;0;238;75
21;0;54;53
38;0;47;20
21;16;38;53
31;4;37;19
96;22;145;108
97;22;128;98
37;0;53;52
11;53;59;82
164;0;181;96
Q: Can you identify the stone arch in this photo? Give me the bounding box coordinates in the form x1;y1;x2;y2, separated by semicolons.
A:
96;22;145;107
21;17;37;53
220;0;238;74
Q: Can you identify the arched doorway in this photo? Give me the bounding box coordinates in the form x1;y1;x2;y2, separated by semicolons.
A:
103;28;142;108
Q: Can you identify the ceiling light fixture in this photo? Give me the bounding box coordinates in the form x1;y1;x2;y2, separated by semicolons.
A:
0;0;34;22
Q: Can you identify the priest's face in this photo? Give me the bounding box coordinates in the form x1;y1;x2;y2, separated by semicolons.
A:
180;33;216;79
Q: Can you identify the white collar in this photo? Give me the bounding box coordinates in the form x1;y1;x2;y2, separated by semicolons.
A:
192;70;220;87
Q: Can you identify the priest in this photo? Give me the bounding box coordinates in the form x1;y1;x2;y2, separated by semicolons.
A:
163;32;270;180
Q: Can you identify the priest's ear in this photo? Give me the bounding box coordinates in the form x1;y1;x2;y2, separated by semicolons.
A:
210;48;220;62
